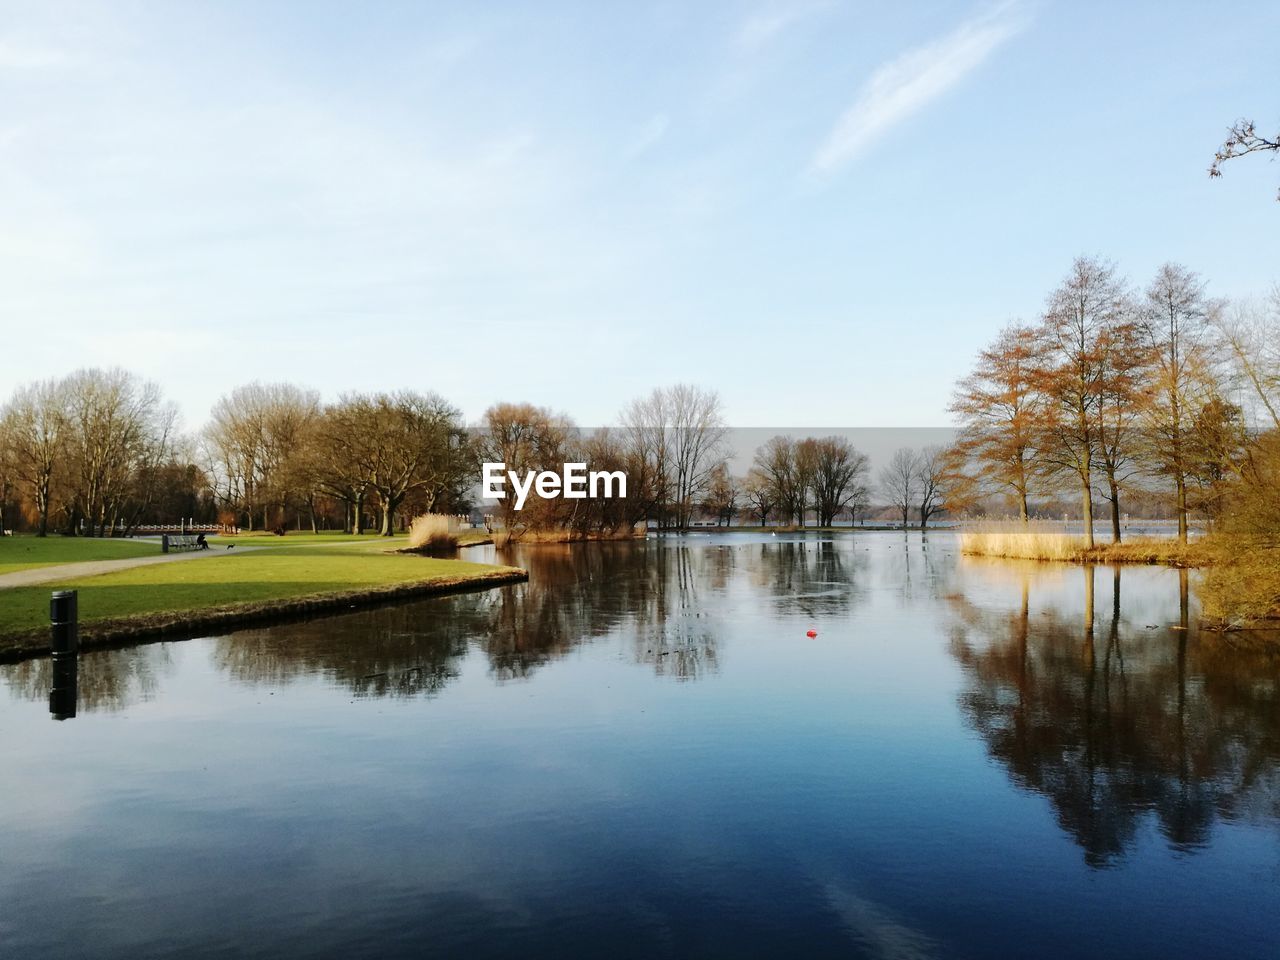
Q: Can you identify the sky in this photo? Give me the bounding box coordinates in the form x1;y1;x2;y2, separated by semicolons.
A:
1;0;1277;433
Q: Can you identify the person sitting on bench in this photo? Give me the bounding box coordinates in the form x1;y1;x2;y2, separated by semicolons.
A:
196;532;209;550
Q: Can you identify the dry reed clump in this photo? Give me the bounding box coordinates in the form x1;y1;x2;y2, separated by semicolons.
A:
1079;539;1212;568
958;522;1087;561
408;513;459;551
1199;541;1280;628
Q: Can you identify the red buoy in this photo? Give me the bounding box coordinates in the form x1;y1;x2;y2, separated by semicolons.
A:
806;629;817;638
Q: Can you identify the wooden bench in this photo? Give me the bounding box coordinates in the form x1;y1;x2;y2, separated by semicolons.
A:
161;534;205;553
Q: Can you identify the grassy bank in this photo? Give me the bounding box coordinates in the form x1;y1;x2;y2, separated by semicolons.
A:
0;535;159;574
0;541;525;660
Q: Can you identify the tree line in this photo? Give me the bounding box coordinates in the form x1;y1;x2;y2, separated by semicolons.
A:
0;379;739;537
4;257;1276;542
946;256;1280;548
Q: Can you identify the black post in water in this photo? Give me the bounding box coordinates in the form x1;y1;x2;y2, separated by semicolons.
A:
49;654;78;721
50;590;78;655
49;590;80;720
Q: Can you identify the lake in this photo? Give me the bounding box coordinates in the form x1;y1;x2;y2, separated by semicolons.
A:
2;532;1277;959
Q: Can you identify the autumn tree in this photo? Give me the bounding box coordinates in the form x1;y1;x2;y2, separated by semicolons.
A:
1034;256;1130;548
949;322;1044;521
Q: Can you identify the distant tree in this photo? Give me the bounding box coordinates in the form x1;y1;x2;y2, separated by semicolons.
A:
314;399;374;534
701;464;739;526
753;436;804;525
621;384;727;529
808;436;869;527
361;391;470;536
915;445;948;530
878;447;920;528
479;402;573;530
1210;118;1280;200
205;382;320;531
62;368;175;537
742;468;775;527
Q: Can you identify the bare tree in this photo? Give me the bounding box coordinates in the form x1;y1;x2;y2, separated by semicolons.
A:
742;468;775;527
62;368;172;537
753;436;805;525
356;391;469;536
1139;263;1224;542
1215;292;1280;431
878;447;920;528
700;464;739;526
1094;304;1151;543
622;385;727;528
809;436;868;527
205;382;320;531
1034;256;1130;549
479;402;574;531
915;445;947;530
1210;118;1280;200
667;384;729;528
1;379;66;535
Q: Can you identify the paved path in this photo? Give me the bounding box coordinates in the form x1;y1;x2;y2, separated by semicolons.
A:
0;546;264;589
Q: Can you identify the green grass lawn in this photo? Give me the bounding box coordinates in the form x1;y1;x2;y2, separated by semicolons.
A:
0;542;520;641
0;536;159;574
226;530;491;546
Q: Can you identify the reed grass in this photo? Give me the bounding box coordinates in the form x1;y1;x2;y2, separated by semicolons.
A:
960;522;1217;567
958;522;1087;561
407;513;459;551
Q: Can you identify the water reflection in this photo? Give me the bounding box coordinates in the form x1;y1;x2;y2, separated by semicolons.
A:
4;643;173;714
10;537;870;711
948;562;1280;867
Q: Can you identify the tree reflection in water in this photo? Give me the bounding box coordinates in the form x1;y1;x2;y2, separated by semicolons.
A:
2;644;173;713
949;562;1280;867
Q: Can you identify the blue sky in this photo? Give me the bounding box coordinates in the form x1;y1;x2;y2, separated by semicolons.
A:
1;0;1276;430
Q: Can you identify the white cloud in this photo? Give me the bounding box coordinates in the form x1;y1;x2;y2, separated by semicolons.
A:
733;2;831;54
809;3;1027;174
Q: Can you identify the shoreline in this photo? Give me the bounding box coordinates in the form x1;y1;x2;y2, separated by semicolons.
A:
0;567;528;664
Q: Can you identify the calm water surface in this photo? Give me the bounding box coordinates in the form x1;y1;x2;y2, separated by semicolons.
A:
2;532;1278;959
